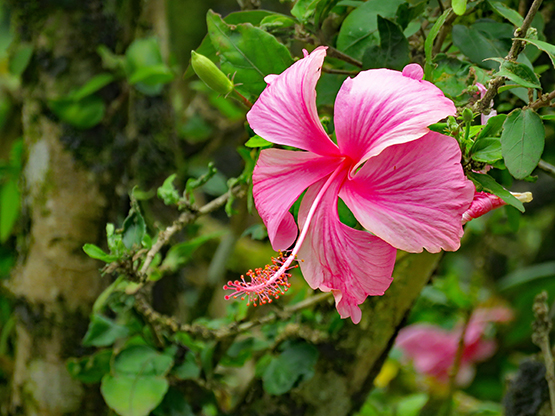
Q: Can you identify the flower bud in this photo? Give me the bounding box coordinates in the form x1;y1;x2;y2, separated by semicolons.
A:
462;107;474;123
190;51;234;95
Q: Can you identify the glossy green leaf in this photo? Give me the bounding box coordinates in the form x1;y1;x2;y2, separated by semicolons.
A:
122;209;146;250
476;114;507;140
83;314;130;347
336;0;405;61
467;172;524;212
207;10;293;100
67;349;112;384
362;16;409;70
501;108;545;179
70;73;115;101
291;0;319;23
263;342;319;395
157;174;180;205
424;9;451;81
452;20;513;69
48;95;105;129
493;59;541;89
161;231;224;272
471;137;502;163
114;345;174;377
245;135;272;148
452;0;467;16
520;38;555;68
101;374;169;416
487;0;524;27
82;243;119;263
0;179;19;243
259;15;297;31
9;43;33;76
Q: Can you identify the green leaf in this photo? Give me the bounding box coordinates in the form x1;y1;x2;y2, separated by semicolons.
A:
125;37;164;75
291;0;320;23
48;95;105;129
260;15;297;31
82;243;119;263
314;0;341;28
128;64;174;86
245;135;272;148
101;374;169;416
83;314;130;347
161;231;224;272
493;59;541;89
0;179;19;243
476;114;507;140
152;387;194;416
452;0;467;16
70;73;115;101
9;43;33;76
362;15;409;70
519;38;555;69
157;174;180;206
262;342;319;395
122;209;146;250
114;345;174;377
336;0;405;61
467;172;524;212
471;137;502;163
500;108;545;179
67;349;112;384
206;10;293;100
424;9;451;81
487;0;524;27
173;352;201;380
452;20;513;69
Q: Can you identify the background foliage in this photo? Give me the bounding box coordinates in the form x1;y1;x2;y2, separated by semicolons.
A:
0;0;554;415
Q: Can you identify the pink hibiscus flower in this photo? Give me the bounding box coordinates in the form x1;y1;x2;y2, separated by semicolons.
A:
224;47;474;324
396;307;513;385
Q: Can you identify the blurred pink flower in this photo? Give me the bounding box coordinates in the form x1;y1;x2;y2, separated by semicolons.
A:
396;307;513;385
225;47;474;323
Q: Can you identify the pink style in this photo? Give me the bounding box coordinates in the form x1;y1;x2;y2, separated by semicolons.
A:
224;47;475;324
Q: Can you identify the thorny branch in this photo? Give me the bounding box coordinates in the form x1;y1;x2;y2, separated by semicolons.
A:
472;0;544;113
532;292;555;416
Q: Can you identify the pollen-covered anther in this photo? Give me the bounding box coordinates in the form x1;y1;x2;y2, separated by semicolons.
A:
223;252;296;307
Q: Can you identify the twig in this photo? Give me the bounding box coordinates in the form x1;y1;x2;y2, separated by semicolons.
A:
448;310;472;397
538;159;555;178
527;90;555;110
532;292;555;416
473;0;544;113
325;45;363;68
432;11;457;55
322;67;360;76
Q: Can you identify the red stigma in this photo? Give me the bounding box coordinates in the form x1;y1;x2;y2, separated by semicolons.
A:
223;252;296;307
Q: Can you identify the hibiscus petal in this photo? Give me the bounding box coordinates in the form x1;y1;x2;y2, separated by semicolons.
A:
253;148;341;251
296;174;397;324
334;66;456;168
340;132;475;253
246;46;339;156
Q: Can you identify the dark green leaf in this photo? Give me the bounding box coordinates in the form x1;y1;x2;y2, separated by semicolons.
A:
262;342;319;395
67;349;112;384
122;209;146;250
336;0;405;61
9;43;33;76
206;10;293;100
467;172;524;212
70;73;115;101
476;114;507;139
395;2;426;31
362;15;409;70
452;20;513;69
48;95;105;129
83;314;130;347
157;174;180;206
500;108;545;179
471;137;502;163
493;59;541;89
431;56;471;99
0;179;19;243
520;38;555;68
114;345;174;377
487;0;524;27
172;352;200;380
101;374;169;416
452;0;467;16
245;135;272;148
152;387;194;416
424;9;451;81
161;231;224;272
314;0;340;28
82;243;119;263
